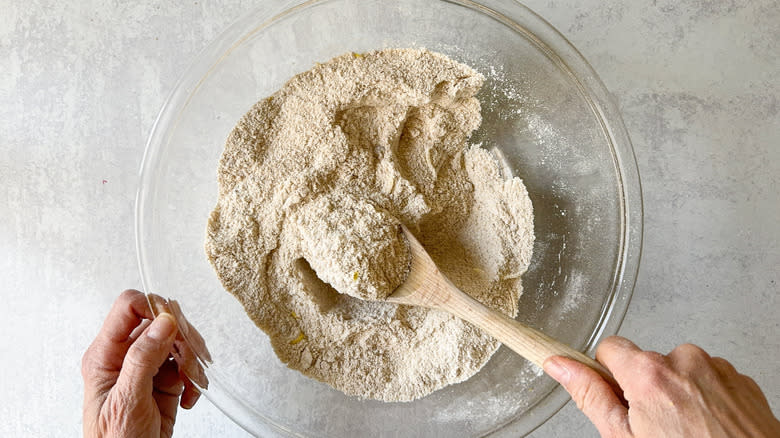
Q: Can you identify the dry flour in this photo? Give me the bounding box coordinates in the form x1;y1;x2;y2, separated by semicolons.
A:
205;48;534;401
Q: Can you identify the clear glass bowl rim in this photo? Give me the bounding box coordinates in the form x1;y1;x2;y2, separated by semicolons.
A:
135;0;643;436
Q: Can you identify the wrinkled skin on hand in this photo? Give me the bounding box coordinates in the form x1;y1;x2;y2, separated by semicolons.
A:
82;290;201;438
544;336;780;438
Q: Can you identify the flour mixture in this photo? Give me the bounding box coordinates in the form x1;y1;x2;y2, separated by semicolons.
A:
205;48;534;401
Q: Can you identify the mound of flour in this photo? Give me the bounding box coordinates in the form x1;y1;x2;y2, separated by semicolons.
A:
206;48;534;401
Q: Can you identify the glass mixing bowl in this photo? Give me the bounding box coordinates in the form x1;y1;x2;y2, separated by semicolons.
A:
135;0;642;436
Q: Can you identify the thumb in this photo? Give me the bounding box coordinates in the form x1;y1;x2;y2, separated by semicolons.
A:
117;313;178;394
544;356;631;438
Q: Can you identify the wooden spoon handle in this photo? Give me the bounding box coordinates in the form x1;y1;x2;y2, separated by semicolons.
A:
439;277;617;387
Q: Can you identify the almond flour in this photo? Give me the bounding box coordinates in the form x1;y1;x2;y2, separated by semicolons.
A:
205;48;534;401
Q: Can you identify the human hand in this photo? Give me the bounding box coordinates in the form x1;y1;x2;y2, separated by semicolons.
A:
544;336;780;438
82;290;201;438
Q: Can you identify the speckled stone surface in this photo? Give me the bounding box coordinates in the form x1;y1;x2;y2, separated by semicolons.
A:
1;1;777;436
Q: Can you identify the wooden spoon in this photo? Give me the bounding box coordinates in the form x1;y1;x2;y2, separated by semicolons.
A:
388;225;617;387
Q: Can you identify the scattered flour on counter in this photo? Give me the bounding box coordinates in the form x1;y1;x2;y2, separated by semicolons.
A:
205;48;534;402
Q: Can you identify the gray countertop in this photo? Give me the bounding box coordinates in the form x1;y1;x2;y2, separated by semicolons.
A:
2;1;777;436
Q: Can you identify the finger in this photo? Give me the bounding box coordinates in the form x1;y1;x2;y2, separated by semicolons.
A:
129;319;152;343
738;373;770;403
709;358;767;403
595;336;644;383
545;356;631;437
86;290;156;374
595;336;642;363
99;290;155;344
666;344;725;391
116;313;178;396
667;343;711;371
180;372;202;409
710;356;738;378
154;357;185;396
154;358;183;438
82;290;155;396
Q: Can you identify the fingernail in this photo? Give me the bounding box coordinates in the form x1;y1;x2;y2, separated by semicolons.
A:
148;313;177;341
544;357;571;385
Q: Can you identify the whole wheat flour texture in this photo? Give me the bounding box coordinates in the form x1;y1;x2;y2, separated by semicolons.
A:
206;48;534;402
